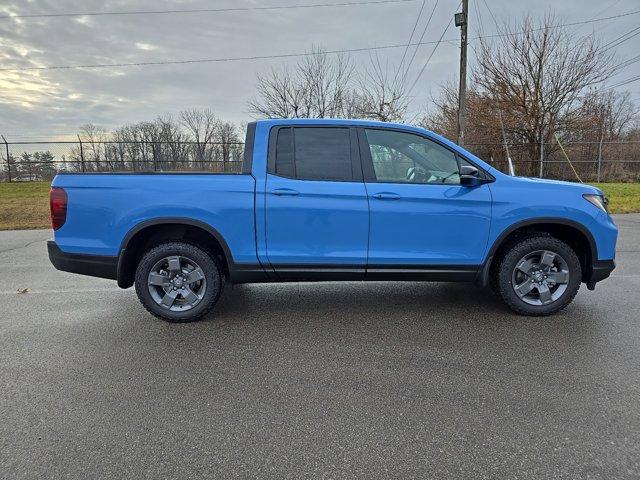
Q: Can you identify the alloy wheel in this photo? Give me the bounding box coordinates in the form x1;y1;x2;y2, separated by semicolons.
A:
147;255;207;311
511;250;570;306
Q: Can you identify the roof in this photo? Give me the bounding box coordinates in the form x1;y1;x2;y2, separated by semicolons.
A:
255;118;426;132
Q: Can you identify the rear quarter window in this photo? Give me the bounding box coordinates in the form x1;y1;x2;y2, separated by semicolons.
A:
273;127;353;181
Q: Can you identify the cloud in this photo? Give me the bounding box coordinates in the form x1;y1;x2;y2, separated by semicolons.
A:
0;0;638;137
135;42;158;51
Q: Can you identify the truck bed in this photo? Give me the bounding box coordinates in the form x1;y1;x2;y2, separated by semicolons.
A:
51;173;258;264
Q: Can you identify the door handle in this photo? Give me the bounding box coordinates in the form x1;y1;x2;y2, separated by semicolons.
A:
372;192;401;200
271;188;300;196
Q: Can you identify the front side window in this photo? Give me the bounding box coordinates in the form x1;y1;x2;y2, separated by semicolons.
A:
364;129;461;184
274;127;353;181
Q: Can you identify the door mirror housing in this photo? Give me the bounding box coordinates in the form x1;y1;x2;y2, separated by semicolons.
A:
460;165;482;186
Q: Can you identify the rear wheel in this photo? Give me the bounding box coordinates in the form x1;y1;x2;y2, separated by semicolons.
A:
134;242;224;322
496;235;582;316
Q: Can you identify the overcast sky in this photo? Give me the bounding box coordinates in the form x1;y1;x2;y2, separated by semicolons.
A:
0;0;638;140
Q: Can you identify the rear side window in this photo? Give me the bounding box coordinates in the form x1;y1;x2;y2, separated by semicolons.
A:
273;127;353;181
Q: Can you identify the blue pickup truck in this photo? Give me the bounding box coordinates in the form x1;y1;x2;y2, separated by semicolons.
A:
48;119;617;322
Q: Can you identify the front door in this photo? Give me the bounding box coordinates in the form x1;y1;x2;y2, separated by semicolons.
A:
359;128;492;271
265;126;369;278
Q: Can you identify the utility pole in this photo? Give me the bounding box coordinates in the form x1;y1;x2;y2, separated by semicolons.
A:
455;0;468;146
1;135;10;183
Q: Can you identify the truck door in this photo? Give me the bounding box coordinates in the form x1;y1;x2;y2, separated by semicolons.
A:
359;127;492;275
264;126;369;279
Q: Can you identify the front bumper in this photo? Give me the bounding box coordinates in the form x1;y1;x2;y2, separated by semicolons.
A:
48;241;118;280
586;259;615;290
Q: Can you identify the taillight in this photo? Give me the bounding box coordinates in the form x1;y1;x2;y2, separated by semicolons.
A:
50;187;68;230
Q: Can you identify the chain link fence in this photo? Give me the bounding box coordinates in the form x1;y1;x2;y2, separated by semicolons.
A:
464;140;640;183
0;139;245;182
1;138;639;183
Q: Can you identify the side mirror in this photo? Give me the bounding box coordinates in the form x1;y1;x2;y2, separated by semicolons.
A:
460;165;482;186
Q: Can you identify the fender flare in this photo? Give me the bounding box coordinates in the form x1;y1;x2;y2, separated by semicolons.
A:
116;217;235;287
476;217;598;287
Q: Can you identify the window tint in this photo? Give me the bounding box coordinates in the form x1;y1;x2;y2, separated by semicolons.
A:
275;127;294;177
273;127;353;181
364;129;461;184
294;128;352;181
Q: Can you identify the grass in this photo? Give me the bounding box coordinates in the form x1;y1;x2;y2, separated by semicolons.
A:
0;180;638;231
0;181;51;230
593;183;640;214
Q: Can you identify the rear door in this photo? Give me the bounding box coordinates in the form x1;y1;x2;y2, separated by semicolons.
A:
265;126;369;279
359;127;492;271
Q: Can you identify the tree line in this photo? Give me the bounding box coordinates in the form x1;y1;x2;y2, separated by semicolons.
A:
3;14;638;182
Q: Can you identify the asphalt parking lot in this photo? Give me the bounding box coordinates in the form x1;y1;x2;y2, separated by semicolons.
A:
1;214;639;479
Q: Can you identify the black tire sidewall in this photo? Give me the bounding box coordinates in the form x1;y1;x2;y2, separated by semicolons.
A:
498;236;582;316
134;242;223;322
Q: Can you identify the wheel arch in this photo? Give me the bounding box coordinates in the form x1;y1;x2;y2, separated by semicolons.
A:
476;218;597;287
116;218;234;288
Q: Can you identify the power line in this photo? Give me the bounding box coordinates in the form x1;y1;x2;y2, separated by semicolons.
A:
0;0;416;20
592;0;622;19
394;0;426;85
401;0;439;84
603;26;640;51
608;74;640;89
2;9;638;74
613;54;640;71
480;0;499;30
468;9;640;43
0;40;455;72
406;4;457;96
472;0;485;36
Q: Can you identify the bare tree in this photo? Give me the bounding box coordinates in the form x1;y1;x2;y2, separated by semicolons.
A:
248;46;408;121
248;47;355;118
352;54;408;122
78;123;110;171
472;14;615;174
571;90;638;141
212;121;243;171
180;108;218;167
156;115;190;170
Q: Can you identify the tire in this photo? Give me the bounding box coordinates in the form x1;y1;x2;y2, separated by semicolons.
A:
495;235;582;316
134;241;224;322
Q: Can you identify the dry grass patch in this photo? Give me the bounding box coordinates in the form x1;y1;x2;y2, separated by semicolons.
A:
0;182;51;230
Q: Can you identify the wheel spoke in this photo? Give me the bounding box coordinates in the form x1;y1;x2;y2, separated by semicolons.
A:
514;278;535;297
148;272;169;287
160;290;178;308
186;267;205;284
166;256;181;273
181;288;199;306
537;284;553;304
540;251;556;268
516;259;535;274
547;270;569;284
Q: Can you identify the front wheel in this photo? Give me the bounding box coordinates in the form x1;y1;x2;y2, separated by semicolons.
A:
496;235;582;316
134;242;224;322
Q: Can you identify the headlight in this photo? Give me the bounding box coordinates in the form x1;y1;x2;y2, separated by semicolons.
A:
583;194;608;213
